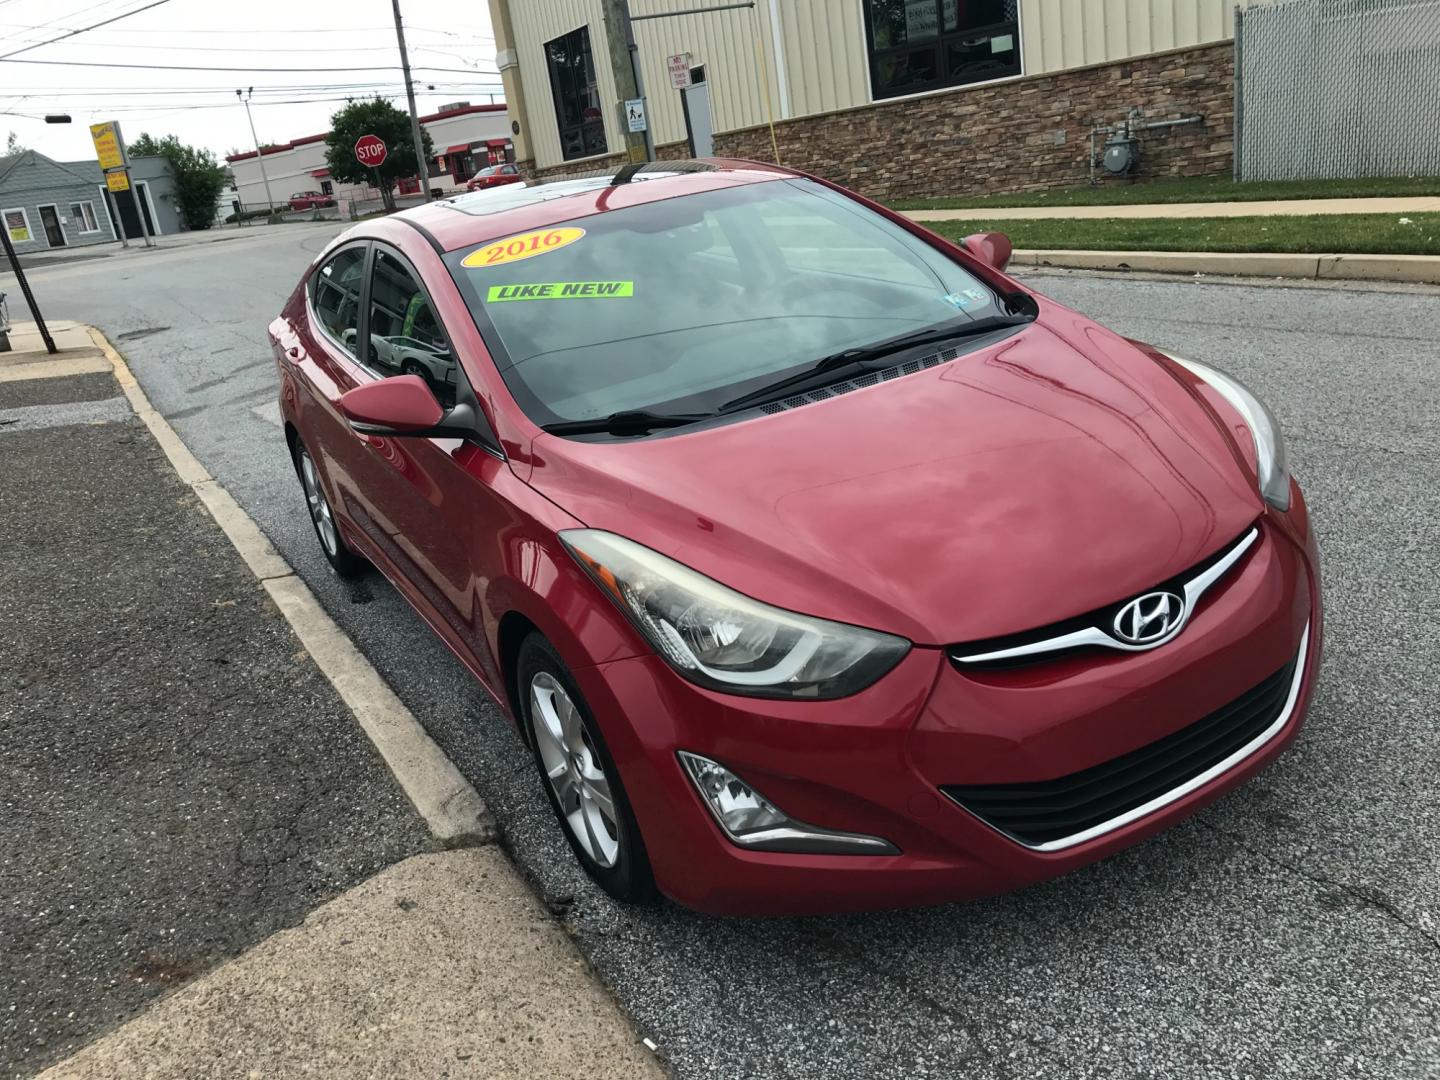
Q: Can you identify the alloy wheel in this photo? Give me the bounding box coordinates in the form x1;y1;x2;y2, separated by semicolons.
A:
298;448;339;558
529;671;621;868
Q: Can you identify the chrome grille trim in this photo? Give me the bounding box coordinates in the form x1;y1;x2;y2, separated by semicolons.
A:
951;527;1260;665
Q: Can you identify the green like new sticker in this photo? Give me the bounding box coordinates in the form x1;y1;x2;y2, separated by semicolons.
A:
487;281;634;302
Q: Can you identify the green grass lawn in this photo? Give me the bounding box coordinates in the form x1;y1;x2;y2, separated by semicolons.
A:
925;213;1440;255
891;174;1440;212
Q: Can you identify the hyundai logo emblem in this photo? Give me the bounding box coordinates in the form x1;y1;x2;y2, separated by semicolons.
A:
1112;590;1186;645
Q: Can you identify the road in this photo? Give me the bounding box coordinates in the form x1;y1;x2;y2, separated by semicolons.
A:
10;225;1439;1079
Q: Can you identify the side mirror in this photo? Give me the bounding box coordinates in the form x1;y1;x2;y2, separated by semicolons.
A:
339;373;504;453
961;231;1013;273
340;374;444;434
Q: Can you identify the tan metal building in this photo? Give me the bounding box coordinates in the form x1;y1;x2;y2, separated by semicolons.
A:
488;0;1242;200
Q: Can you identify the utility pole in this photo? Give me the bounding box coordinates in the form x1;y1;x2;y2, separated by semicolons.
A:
601;0;653;162
236;88;276;212
391;0;432;202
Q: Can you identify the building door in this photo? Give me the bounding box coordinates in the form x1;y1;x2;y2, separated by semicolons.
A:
38;205;66;247
682;68;713;158
103;183;156;240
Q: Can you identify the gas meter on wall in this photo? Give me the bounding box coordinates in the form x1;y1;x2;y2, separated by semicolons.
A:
1103;135;1138;174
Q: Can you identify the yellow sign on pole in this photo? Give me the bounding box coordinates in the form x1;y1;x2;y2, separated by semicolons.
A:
90;122;125;171
105;170;131;193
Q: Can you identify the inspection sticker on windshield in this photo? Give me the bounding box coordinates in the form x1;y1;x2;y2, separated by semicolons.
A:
944;287;990;311
461;226;586;269
487;281;633;302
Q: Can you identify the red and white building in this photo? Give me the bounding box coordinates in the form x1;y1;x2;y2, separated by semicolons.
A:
226;101;513;210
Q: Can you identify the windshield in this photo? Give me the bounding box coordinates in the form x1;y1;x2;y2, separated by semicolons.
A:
476;166;497;176
444;178;1013;425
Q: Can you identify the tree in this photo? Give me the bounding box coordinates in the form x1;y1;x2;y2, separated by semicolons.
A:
128;133;228;231
5;131;23;154
324;97;433;211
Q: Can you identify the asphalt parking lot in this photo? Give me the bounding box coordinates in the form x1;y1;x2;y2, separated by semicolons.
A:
8;227;1439;1078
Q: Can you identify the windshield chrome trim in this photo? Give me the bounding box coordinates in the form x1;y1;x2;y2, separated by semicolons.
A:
952;527;1259;665
952;623;1310;853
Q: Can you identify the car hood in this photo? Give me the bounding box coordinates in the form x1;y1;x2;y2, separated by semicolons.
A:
525;311;1263;646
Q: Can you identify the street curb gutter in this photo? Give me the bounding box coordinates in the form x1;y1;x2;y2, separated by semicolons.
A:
1007;248;1440;284
89;327;495;848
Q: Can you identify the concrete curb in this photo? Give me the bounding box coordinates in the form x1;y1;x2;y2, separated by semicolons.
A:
89;326;495;848
1007;248;1440;284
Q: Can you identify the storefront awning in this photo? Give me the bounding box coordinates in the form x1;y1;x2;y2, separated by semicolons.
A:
484;138;509;147
445;143;470;155
310;168;329;178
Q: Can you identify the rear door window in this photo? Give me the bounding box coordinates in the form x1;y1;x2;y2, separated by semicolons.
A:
310;245;367;357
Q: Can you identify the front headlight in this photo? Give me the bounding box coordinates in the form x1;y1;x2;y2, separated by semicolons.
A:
560;530;910;699
1165;353;1291;511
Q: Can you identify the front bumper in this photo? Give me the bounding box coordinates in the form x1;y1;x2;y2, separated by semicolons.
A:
570;502;1322;916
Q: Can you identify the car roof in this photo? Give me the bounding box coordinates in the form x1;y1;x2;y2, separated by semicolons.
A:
398;158;800;254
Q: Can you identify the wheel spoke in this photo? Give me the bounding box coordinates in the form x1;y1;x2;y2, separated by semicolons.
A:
552;769;580;813
580;796;606;859
558;694;584;753
582;771;615;823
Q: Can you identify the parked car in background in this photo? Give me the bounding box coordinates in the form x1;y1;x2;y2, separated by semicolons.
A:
466;163;522;192
289;191;337;211
271;161;1321;916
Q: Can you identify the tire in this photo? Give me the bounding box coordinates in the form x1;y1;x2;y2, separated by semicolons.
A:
517;632;656;904
293;439;368;579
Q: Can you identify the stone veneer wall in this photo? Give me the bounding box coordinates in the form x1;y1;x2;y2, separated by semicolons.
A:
715;42;1235;202
525;41;1233;202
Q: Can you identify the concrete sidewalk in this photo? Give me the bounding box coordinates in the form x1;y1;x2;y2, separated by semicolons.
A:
39;850;665;1080
904;195;1440;222
2;321;663;1079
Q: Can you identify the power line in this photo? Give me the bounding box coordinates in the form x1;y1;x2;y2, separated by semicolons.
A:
0;0;173;61
0;82;490;95
0;37;454;51
0;57;500;73
0;20;493;36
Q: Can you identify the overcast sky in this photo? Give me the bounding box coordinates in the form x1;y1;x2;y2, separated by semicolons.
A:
0;0;498;163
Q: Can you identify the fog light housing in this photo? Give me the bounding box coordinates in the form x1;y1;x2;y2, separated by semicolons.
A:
678;751;899;855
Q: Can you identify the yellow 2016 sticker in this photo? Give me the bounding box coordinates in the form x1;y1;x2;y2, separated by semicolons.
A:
461;227;585;269
487;281;633;302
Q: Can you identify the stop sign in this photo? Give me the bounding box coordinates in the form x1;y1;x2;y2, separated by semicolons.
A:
354;134;388;168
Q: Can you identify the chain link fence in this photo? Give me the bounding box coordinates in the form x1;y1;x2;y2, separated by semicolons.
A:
1235;0;1440;181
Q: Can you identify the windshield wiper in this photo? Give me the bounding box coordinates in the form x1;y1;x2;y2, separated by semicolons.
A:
719;313;1034;414
542;409;713;436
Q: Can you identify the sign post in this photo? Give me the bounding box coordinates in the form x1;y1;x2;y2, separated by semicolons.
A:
355;134;389;209
0;217;56;354
91;120;151;249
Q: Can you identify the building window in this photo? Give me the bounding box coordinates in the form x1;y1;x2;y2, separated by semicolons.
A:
3;207;32;243
320;180;334;196
69;201;100;233
863;0;1021;101
545;25;607;161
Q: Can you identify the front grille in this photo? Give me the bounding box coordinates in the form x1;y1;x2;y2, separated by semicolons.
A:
941;655;1299;849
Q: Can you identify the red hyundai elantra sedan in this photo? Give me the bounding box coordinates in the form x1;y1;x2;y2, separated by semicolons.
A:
270;160;1321;916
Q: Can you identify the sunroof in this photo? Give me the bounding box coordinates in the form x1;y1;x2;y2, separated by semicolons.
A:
440;162;720;217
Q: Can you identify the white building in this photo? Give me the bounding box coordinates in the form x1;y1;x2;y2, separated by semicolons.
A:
226;102;514;210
